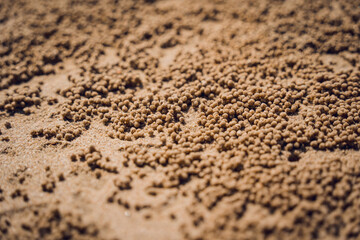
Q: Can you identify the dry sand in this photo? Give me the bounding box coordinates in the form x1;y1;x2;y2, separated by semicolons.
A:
0;0;360;239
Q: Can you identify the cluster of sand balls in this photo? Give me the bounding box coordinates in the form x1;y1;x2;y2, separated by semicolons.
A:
60;49;360;156
0;84;42;115
70;146;118;175
31;122;85;141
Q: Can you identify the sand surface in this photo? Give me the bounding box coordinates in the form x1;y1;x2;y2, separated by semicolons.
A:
0;0;360;239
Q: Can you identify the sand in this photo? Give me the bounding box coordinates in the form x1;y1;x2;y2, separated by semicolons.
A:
0;0;360;239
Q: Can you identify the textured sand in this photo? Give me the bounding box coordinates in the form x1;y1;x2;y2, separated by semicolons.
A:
0;0;360;239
